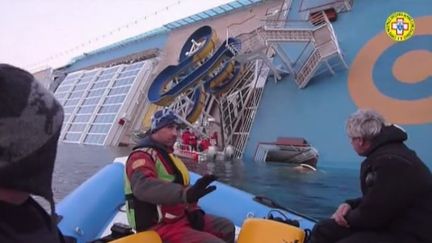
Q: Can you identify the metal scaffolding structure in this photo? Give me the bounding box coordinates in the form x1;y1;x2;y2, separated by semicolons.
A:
166;0;351;159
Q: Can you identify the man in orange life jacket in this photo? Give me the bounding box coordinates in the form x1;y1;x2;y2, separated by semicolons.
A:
125;108;235;243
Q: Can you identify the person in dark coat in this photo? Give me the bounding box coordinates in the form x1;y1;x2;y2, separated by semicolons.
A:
0;64;66;243
310;109;432;243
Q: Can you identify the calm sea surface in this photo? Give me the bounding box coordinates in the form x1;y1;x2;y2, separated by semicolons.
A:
53;143;361;220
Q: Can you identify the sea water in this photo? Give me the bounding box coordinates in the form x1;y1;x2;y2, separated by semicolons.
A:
53;143;361;220
187;159;361;220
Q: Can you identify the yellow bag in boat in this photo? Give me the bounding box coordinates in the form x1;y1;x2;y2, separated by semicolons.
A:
237;218;305;243
109;231;162;243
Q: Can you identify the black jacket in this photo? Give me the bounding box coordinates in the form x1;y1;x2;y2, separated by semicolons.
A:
345;125;432;242
0;197;64;243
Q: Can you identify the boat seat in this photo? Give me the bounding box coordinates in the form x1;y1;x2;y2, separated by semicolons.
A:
237;218;305;243
109;231;162;243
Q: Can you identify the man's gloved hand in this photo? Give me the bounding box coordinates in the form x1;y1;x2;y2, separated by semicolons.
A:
186;174;218;203
187;209;205;231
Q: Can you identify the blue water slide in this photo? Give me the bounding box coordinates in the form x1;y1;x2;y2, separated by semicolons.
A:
147;26;216;106
185;87;206;122
173;38;238;93
184;38;241;121
205;61;243;95
57;163;125;243
178;25;215;63
147;34;241;107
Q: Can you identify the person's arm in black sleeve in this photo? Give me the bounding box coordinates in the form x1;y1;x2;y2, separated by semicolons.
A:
345;197;362;209
345;157;417;229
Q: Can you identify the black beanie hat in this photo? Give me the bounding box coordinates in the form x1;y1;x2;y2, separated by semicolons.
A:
0;64;64;215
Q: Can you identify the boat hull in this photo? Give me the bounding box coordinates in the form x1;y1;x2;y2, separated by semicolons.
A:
57;161;316;243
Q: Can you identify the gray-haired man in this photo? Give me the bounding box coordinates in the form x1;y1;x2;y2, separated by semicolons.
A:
310;109;432;243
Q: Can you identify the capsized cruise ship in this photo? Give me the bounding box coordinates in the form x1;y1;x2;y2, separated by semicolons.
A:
37;0;431;166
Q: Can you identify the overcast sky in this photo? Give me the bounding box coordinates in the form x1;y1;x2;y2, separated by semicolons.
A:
0;0;231;71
